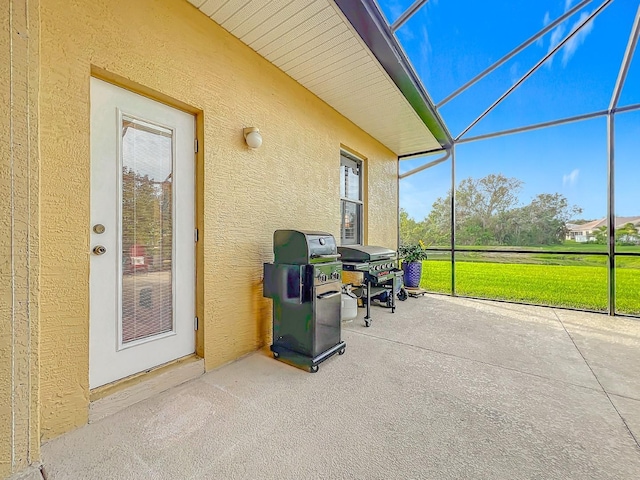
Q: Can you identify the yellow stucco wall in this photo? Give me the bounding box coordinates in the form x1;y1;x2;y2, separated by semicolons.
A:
0;0;40;477
39;0;398;441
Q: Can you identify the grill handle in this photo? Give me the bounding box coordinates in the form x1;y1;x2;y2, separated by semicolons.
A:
311;254;341;260
316;290;341;300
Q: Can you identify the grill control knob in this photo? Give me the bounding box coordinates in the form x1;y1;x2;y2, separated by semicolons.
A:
331;271;340;280
320;273;328;282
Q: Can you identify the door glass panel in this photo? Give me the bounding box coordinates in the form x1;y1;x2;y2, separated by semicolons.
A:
121;116;174;344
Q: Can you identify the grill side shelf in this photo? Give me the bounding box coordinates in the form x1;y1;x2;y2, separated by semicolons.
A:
341;261;370;272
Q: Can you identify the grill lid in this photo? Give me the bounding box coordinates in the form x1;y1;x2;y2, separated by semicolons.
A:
273;230;338;264
337;245;397;262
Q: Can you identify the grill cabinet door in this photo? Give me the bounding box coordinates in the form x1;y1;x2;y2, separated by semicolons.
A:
313;282;342;356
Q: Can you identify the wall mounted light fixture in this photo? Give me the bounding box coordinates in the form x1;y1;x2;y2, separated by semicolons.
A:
243;127;262;149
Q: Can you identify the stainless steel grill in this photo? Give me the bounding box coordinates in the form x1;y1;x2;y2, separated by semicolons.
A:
263;230;346;372
338;245;404;327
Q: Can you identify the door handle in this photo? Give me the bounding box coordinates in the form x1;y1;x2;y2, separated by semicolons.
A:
93;245;107;255
317;291;340;300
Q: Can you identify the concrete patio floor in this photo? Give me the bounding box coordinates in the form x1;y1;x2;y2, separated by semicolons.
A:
41;295;640;479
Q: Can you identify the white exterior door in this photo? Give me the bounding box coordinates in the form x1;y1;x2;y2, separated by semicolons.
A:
89;78;195;389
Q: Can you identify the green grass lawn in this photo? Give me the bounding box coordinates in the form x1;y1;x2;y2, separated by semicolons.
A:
420;260;640;315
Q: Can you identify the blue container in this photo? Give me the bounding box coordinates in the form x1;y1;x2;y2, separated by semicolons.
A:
403;261;422;288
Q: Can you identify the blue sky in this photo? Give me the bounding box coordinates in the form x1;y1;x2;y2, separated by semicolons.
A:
377;0;640;221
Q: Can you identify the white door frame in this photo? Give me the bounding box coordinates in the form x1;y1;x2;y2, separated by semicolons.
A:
89;77;196;389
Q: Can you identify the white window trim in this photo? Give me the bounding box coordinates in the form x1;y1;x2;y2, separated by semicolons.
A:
340;150;364;246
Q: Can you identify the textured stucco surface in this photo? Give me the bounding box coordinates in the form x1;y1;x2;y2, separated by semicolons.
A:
38;0;397;441
0;0;40;477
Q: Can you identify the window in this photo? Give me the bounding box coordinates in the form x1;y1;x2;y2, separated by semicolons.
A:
340;152;363;245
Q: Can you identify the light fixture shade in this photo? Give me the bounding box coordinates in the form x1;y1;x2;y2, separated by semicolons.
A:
243;127;262;149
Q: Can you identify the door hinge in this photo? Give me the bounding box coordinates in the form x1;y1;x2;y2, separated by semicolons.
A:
194;317;199;331
194;138;199;153
194;228;199;243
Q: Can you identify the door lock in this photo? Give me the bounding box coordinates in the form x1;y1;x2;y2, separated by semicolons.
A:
93;224;106;234
93;245;107;255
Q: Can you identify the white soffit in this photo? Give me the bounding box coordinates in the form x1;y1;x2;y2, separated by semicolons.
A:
188;0;443;156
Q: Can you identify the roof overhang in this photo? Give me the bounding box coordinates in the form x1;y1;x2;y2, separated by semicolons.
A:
188;0;451;156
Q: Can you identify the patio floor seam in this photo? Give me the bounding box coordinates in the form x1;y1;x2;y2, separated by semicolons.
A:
553;309;640;451
346;329;604;395
610;392;640;403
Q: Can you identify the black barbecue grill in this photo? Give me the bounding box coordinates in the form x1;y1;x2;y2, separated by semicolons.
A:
338;245;404;327
263;230;346;372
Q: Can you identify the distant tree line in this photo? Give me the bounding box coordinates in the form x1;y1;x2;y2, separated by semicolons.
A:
122;166;172;260
400;173;582;247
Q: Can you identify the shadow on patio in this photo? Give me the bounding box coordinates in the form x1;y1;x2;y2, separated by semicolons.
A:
42;295;640;479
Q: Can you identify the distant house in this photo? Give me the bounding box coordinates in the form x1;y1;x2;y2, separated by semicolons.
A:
566;217;640;242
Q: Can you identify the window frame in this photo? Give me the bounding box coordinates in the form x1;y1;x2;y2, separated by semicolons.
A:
340;151;364;246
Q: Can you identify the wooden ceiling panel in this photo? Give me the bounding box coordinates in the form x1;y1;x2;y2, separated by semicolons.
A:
190;0;443;154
